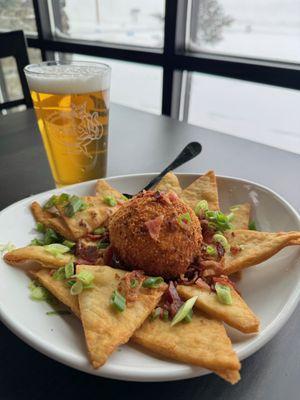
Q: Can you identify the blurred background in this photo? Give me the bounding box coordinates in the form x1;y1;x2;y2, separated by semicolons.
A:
1;0;300;154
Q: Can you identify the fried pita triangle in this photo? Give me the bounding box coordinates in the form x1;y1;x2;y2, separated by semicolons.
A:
56;196;119;240
180;170;219;211
229;203;251;230
95;179;124;201
177;284;259;333
224;230;300;275
31;202;75;240
30;269;80;317
132;310;240;372
214;369;241;384
154;172;182;195
4;246;74;270
78;265;166;368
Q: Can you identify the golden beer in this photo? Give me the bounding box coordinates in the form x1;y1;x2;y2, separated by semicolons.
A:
25;62;110;187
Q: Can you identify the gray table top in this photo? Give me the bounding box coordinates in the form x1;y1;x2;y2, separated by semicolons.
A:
0;105;299;400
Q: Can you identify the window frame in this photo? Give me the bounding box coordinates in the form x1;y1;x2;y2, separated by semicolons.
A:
25;0;300;117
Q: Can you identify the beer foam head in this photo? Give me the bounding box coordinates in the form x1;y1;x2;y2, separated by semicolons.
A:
25;62;110;94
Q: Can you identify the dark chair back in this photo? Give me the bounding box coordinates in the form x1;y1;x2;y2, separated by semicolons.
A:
0;30;32;111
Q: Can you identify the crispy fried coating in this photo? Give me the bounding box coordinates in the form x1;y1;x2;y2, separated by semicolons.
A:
224;230;300;274
180;170;219;211
4;246;74;269
154;172;182;195
177;284;259;333
132;310;241;371
31;269;80;317
78;265;166;368
109;192;202;279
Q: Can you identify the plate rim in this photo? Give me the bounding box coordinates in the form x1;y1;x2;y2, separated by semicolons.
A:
0;172;299;382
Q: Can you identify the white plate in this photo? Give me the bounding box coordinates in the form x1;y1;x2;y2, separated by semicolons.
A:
0;173;299;382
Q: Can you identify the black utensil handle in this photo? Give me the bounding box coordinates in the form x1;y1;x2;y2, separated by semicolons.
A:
142;142;202;192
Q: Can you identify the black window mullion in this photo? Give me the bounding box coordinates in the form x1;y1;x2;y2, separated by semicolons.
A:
32;0;53;61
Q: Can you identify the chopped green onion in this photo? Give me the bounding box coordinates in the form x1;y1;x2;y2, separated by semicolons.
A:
43;195;58;209
205;210;232;232
64;195;87;217
142;277;164;288
28;281;52;302
206;245;217;256
98;242;109;249
46;310;71;316
171;296;198;326
57;193;70;204
70;280;83;295
66;280;76;287
184;309;193;323
103;195;117;207
64;262;74;279
215;283;232;305
177;212;191;227
150;307;162;321
213;234;229;251
62;240;75;249
227;212;234;222
73;270;94;286
194;200;209;215
162;310;169;321
130;278;138;288
0;242;15;255
94;227;106;235
248;221;257;231
121;195;128;201
44;228;59;245
30;238;44;246
44;243;70;257
52;267;66;281
111;290;126;312
36;222;45;233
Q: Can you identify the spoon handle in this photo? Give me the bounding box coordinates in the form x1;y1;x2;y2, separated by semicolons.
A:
142;142;202;192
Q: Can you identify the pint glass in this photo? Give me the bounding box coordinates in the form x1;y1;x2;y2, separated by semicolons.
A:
24;61;111;187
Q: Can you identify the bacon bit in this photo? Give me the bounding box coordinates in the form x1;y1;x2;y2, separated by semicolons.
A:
76;257;96;265
118;270;145;303
215;242;225;258
195;278;211;291
85;234;102;241
76;238;100;263
200;219;216;243
230;245;241;255
162;281;183;318
145;215;164;241
79;220;87;228
168;191;178;203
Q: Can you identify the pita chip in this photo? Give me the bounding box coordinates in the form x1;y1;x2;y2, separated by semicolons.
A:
229;203;251;230
95;179;124;201
224;230;300;275
77;265;166;368
132;310;240;372
31;269;80;317
214;369;241;384
180;170;219;211
31;201;75;240
56;195;120;240
154;172;182;195
4;246;74;270
177;284;259;333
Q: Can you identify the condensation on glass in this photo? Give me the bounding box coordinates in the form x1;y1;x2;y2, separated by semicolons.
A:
187;0;300;63
51;0;165;48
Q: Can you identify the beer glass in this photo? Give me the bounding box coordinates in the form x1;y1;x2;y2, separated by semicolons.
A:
24;61;111;187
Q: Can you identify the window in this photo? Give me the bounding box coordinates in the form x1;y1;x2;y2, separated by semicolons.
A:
0;0;37;35
51;0;165;48
186;72;300;154
56;52;163;114
0;48;42;113
187;0;300;63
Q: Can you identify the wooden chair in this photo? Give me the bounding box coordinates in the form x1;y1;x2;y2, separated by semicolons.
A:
0;30;32;111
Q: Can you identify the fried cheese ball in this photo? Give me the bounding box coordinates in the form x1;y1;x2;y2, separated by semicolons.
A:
108;191;202;279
